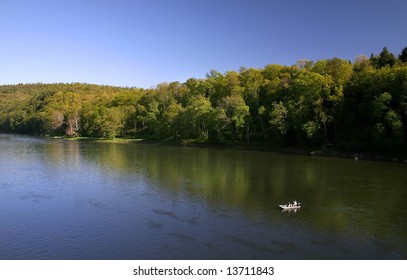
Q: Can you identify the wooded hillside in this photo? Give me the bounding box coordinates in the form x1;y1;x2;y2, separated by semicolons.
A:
1;47;407;156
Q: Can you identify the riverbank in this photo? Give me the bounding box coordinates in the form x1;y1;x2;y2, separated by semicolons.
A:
62;136;407;163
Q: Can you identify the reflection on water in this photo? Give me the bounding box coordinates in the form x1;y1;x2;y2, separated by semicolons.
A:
0;134;406;259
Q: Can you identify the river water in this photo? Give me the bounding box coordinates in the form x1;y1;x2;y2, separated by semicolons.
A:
0;134;406;259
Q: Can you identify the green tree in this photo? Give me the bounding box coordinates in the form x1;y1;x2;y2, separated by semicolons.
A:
179;95;214;140
399;47;407;63
376;47;397;68
80;105;103;137
269;101;288;135
218;94;249;141
134;92;160;136
313;58;352;86
287;70;332;143
161;100;184;138
240;68;264;142
100;107;125;139
302;121;320;140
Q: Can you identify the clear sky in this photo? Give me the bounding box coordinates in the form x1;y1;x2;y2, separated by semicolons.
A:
1;0;406;88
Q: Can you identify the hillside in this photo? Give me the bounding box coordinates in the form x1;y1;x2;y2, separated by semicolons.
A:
1;48;407;157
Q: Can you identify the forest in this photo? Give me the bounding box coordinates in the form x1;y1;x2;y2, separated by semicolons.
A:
1;46;407;157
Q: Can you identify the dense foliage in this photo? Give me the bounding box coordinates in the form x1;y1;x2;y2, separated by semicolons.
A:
1;47;407;155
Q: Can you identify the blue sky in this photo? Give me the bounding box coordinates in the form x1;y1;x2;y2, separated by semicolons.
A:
1;0;406;88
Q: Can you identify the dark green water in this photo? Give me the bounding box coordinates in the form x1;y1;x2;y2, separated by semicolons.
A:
0;134;406;259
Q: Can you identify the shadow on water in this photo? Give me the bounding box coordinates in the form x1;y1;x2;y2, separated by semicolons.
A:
79;140;407;258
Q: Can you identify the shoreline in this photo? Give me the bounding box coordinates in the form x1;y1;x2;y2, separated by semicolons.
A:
62;136;407;164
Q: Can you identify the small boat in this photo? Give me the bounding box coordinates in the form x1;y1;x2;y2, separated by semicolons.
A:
279;200;301;210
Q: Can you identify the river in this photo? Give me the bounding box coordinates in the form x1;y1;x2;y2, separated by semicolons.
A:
0;134;406;259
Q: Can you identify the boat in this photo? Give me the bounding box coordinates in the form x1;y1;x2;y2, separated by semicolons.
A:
279;200;301;210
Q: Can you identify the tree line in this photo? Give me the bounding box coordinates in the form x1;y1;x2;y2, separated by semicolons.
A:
1;46;407;155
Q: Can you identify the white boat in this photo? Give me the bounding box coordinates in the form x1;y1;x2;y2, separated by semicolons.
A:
279;200;301;210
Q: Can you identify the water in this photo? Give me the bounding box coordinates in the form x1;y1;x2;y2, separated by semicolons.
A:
0;134;406;259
